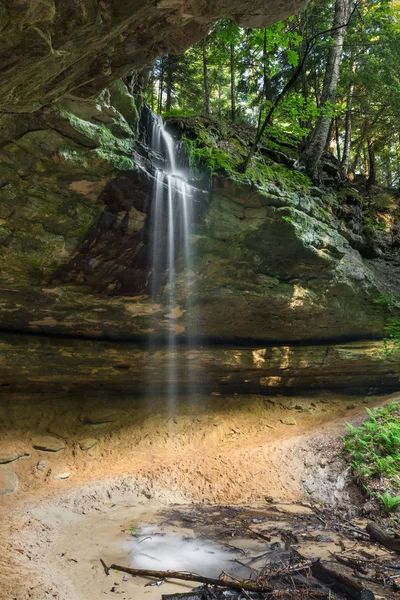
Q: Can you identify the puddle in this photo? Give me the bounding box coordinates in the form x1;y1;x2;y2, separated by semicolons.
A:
31;501;395;600
121;527;241;576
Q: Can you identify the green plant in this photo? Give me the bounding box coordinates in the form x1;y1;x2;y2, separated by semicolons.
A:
384;317;400;354
337;187;365;205
371;192;396;211
377;491;400;513
344;402;400;508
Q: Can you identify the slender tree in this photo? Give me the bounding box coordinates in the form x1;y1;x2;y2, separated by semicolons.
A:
230;40;236;121
341;55;357;175
301;0;356;176
202;38;211;115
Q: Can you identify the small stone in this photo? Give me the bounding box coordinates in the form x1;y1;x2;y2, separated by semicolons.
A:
315;534;333;543
0;469;19;495
32;436;66;452
281;417;297;426
53;470;71;480
294;404;309;412
270;541;281;550
78;438;97;451
36;460;48;472
81;409;125;425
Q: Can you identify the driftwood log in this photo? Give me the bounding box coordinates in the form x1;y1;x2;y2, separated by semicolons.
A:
106;563;273;593
311;561;374;600
366;522;400;553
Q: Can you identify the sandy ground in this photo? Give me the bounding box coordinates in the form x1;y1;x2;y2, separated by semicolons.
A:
1;390;399;599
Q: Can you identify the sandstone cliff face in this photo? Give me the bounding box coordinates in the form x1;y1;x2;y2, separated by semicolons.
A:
0;0;399;392
0;85;399;343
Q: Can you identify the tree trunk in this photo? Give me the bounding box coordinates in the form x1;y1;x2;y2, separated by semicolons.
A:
263;29;273;104
165;55;174;113
302;0;354;177
158;58;165;113
341;56;356;174
335;117;341;162
202;38;210;115
367;137;376;188
230;41;236;122
350;119;368;178
386;139;392;188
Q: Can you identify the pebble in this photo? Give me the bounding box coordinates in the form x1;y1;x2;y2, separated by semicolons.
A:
78;438;98;451
0;469;19;495
36;460;49;472
32;436;66;452
281;417;297;426
53;470;71;480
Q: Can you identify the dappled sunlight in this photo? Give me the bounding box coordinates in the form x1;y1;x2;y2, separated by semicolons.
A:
252;348;266;367
289;283;309;309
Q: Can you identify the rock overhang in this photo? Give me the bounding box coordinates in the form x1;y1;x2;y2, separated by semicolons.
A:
0;0;310;113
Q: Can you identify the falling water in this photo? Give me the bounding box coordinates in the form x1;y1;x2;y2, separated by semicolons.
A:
148;113;195;412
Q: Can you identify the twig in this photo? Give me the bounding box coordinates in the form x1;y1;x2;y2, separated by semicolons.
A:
105;563;273;593
246;527;271;542
100;558;109;576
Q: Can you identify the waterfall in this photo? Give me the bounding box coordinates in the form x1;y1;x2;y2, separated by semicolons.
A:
148;112;195;411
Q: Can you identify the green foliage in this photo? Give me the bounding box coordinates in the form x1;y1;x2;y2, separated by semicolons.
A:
149;0;400;187
373;294;391;305
344;402;400;509
384;317;400;354
377;491;400;513
180;120;312;194
337;188;365;205
371;192;397;211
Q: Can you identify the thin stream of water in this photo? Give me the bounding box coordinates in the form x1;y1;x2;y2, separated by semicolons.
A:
148;112;196;412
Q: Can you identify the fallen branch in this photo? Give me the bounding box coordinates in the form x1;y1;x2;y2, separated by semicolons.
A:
366;523;400;553
311;561;374;600
99;558;109;576
106;563;273;593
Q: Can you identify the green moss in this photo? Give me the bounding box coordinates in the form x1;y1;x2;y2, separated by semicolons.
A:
337;187;365;205
183;136;235;174
57;110;132;155
182;133;311;194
